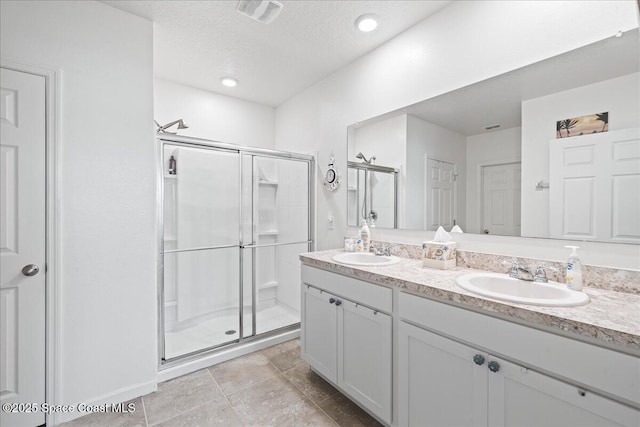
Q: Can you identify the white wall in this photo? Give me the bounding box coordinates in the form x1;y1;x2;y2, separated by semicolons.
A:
465;126;522;233
521;72;640;238
155;78;275;148
275;0;640;268
1;0;156;423
406;115;466;230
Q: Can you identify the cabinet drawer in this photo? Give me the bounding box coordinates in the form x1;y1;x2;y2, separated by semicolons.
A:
399;292;640;406
302;265;392;313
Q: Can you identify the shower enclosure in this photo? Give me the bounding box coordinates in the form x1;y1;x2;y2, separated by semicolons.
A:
158;135;313;365
347;161;398;228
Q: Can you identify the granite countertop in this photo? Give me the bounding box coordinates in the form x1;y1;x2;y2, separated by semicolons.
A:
300;249;640;354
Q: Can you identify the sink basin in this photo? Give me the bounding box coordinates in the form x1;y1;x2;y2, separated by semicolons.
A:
333;252;401;266
456;272;589;307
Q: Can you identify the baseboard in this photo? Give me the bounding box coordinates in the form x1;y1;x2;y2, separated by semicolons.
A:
157;329;300;383
51;380;157;425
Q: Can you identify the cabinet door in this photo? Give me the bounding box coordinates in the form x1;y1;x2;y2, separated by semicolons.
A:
337;299;392;424
302;285;338;383
488;356;640;427
398;322;488;427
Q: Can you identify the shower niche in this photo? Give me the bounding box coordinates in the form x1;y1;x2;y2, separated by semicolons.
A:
159;138;313;363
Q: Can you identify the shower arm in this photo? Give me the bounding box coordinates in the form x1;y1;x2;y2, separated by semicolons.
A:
155;119;189;134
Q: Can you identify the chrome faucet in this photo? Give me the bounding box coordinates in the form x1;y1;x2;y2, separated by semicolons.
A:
508;262;535;281
504;260;558;283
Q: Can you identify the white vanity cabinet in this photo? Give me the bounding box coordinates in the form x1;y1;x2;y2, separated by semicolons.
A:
399;292;640;427
301;265;393;424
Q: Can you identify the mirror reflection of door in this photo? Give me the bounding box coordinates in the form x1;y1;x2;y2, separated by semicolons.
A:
425;158;456;231
481;162;521;236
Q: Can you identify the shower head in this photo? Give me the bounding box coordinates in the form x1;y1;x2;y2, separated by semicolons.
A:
155;119;189;134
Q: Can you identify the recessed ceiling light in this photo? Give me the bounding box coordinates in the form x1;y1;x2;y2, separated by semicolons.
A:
355;14;378;32
221;77;238;87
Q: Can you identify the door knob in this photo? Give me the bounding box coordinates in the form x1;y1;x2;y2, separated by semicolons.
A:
473;354;485;365
22;264;40;277
483;229;490;234
488;361;500;373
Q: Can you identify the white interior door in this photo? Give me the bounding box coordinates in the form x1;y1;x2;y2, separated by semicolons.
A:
1;68;46;427
481;162;521;236
549;128;640;243
425;158;456;230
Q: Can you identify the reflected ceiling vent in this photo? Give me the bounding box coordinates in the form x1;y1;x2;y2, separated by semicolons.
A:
237;0;284;24
484;124;501;130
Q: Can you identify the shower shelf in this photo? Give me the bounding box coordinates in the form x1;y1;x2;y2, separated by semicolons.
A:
164;235;177;241
260;281;279;290
164;174;177;179
164;300;177;308
259;230;279;236
258;180;278;186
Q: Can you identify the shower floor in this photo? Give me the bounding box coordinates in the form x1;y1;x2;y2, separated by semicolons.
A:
164;303;299;359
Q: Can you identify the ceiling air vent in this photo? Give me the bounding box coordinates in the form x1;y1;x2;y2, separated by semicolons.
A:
484;124;501;131
237;0;284;24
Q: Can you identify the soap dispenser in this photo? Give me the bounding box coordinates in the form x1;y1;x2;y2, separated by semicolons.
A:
565;246;583;291
360;220;371;253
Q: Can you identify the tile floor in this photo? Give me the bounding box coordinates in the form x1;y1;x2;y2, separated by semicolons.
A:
62;339;383;427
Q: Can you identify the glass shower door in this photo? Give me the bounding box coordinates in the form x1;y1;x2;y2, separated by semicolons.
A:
241;155;310;338
161;144;241;361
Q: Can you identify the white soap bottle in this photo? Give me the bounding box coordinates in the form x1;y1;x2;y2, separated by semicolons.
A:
360;220;371;252
565;245;583;291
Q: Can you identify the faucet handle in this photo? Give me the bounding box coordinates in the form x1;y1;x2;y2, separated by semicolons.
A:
502;259;520;278
533;264;559;283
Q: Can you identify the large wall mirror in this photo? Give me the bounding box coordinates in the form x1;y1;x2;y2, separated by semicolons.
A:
347;29;640;244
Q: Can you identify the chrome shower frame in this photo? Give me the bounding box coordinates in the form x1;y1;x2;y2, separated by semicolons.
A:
156;134;315;369
347;161;398;229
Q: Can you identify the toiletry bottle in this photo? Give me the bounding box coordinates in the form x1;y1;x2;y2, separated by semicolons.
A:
169;155;177;175
360;220;371;252
565;245;583;291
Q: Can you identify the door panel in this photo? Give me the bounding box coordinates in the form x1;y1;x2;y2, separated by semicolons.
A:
338;299;392;423
302;285;337;383
549;129;640;243
488;356;640;427
0;68;46;427
164;145;240;250
164;247;240;359
482;162;521;236
399;322;488;427
253;156;309;245
426;158;456;230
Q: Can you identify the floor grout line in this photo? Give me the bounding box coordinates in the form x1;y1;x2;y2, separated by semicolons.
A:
206;367;246;425
145;370;220;426
140;395;149;427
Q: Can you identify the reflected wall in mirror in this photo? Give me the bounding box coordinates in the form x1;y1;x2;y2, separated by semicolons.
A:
347;30;640;244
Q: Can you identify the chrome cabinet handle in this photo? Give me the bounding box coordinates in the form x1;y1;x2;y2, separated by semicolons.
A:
473;354;485;366
488;361;500;373
329;297;336;304
335;299;342;306
22;264;40;277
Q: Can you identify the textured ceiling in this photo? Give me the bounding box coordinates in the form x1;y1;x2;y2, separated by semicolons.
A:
101;0;451;106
